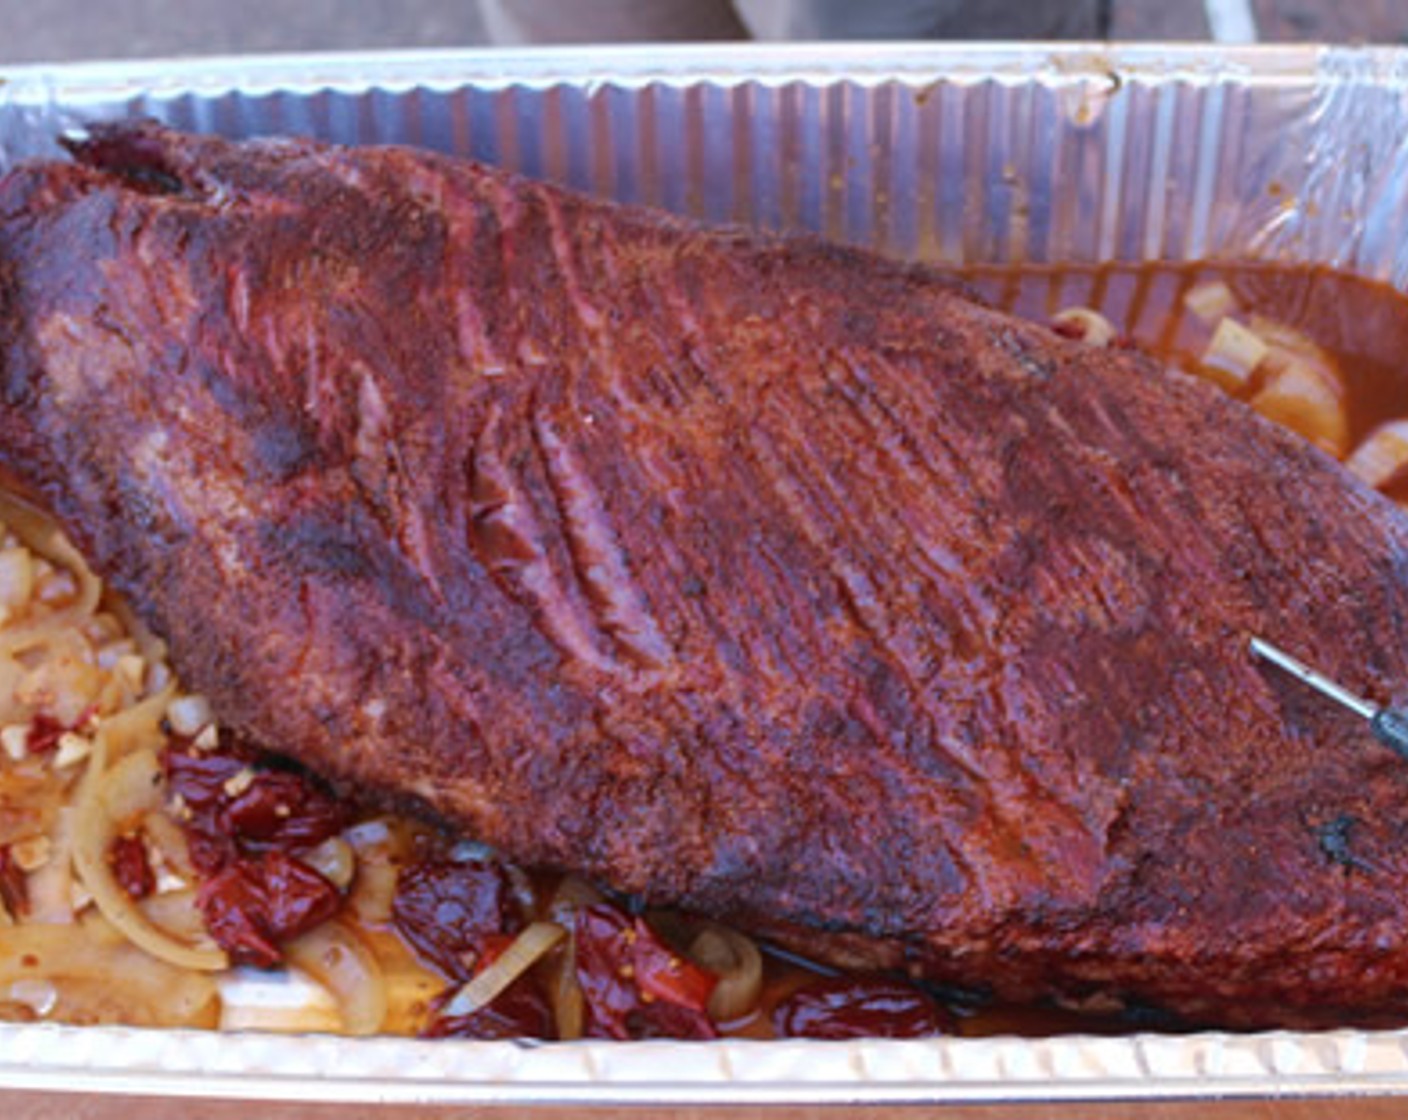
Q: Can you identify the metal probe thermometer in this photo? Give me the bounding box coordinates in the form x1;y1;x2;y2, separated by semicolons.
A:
1250;636;1408;761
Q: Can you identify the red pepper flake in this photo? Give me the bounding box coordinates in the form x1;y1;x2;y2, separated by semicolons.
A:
0;844;27;918
574;903;719;1040
108;834;156;900
196;850;342;968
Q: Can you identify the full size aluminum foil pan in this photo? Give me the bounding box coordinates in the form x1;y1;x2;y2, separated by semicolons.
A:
3;43;1408;1109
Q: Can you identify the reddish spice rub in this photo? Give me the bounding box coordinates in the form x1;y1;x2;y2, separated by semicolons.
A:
5;123;1408;1027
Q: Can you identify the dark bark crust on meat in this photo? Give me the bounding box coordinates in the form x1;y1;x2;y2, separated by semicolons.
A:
4;121;1408;1027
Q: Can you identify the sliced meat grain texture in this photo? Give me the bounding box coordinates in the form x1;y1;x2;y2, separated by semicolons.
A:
3;121;1408;1026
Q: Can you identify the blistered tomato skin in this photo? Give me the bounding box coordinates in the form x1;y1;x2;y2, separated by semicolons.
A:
109;833;156;899
24;713;67;755
221;770;347;849
391;859;522;981
196;850;342;968
573;903;719;1040
421;975;555;1040
163;744;347;873
772;976;952;1040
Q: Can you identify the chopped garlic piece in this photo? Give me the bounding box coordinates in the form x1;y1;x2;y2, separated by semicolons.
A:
8;979;58;1017
1;724;28;761
1198;317;1267;395
167;694;213;737
222;767;256;798
12;834;52;872
1183;280;1236;324
53;732;92;769
192;724;219;752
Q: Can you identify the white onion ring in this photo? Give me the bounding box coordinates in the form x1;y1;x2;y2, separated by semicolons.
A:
283;920;387;1036
440;921;565;1020
72;731;228;972
689;923;763;1025
0;921;219;1027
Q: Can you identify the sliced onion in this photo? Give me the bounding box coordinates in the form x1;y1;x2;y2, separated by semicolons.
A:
348;858;399;925
688;923;764;1025
97;682;174;766
1242;316;1349;457
141;809;198;884
440;921;565;1020
24;807;76;924
0;547;35;613
139;889;210;945
0;493;101;655
344;818;406;925
1251;354;1349;458
72;731;228;972
542;876;600;1041
0;921;220;1027
283;920;388;1036
548;945;585;1041
299;836;356;891
100;746;163;823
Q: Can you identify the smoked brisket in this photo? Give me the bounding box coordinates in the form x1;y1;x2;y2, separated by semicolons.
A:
4;122;1408;1026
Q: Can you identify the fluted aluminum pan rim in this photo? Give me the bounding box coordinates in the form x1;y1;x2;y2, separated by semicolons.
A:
6;1022;1408;1104
3;43;1408;1105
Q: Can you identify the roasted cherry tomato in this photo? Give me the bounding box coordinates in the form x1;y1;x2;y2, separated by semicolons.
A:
772;975;952;1040
574;903;719;1040
164;743;346;873
108;833;155;900
196;850;342;968
391;858;523;981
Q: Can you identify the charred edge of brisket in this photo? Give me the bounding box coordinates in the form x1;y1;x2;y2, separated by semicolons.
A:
60;122;196;198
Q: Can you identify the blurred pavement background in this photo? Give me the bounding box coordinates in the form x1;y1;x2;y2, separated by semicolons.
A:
0;0;1402;64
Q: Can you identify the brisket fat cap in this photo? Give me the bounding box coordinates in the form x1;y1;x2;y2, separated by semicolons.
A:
3;121;1408;1026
